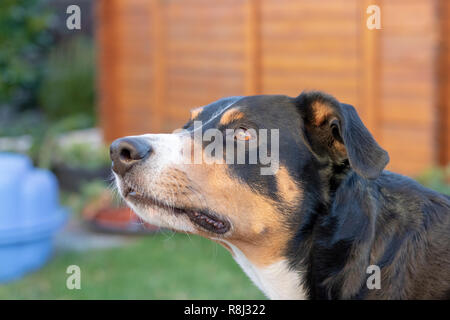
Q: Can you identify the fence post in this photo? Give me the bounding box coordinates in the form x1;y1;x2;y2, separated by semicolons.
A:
438;0;450;166
244;0;261;95
96;0;121;142
150;0;166;132
360;0;381;141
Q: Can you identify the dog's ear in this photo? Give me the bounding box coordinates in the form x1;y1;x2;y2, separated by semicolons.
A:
295;91;389;179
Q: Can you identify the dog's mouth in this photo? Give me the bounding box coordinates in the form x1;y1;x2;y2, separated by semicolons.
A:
123;185;230;234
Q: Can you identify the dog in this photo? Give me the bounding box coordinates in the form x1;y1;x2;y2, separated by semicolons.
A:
110;91;450;299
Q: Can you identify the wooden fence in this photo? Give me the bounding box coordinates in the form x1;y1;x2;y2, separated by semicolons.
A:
96;0;450;175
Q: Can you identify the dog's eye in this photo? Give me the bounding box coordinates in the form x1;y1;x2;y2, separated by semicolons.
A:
234;127;252;141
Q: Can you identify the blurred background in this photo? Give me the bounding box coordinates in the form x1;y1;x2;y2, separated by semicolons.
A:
0;0;448;299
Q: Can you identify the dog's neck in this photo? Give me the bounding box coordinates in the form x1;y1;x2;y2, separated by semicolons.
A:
216;166;375;300
214;165;363;300
214;238;307;300
287;170;377;299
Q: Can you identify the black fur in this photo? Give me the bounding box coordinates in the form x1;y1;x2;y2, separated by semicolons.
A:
285;92;450;299
186;91;450;299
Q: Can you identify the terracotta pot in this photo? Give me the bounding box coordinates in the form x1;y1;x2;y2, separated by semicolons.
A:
88;206;160;234
82;190;160;234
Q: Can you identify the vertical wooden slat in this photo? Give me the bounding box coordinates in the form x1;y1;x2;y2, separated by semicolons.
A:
150;0;166;132
96;0;120;142
163;0;247;130
360;0;380;140
113;0;155;138
260;0;360;103
244;0;261;95
378;0;438;175
438;0;450;165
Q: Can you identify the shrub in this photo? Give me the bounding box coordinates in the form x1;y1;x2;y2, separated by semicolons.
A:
38;36;95;124
54;142;110;170
417;165;450;195
0;0;53;109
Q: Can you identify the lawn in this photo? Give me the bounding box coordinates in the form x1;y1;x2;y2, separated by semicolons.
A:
0;233;265;300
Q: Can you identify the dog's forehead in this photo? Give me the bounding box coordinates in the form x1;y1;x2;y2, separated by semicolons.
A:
193;96;243;121
194;95;297;126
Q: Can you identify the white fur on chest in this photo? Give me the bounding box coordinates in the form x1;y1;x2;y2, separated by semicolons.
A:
215;239;306;300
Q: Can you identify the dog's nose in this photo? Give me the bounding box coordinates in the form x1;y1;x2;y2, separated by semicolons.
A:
110;137;152;176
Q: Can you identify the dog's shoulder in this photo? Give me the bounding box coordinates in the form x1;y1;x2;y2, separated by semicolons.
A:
303;170;450;299
375;171;450;219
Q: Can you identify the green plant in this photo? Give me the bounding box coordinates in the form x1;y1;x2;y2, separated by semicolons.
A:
61;179;112;216
80;180;110;200
28;114;99;168
53;142;111;170
417;165;450;195
38;36;95;124
0;107;46;137
0;0;53;109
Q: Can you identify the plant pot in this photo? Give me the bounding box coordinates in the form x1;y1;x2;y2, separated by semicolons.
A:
81;190;160;235
86;207;160;235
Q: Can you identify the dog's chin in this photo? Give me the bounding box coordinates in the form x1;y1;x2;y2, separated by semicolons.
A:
120;184;231;235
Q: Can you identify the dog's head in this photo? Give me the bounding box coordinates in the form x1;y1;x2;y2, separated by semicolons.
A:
110;91;389;266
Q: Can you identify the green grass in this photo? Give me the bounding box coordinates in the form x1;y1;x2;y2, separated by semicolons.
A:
0;233;265;300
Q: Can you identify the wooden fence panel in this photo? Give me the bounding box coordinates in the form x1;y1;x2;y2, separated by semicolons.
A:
161;0;248;131
97;0;155;139
378;0;438;174
97;0;449;175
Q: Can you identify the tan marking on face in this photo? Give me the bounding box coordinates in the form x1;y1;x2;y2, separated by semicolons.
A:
185;159;292;267
190;106;204;120
311;101;333;126
276;166;302;206
219;108;245;126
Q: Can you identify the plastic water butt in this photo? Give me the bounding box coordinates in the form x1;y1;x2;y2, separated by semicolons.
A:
0;153;67;283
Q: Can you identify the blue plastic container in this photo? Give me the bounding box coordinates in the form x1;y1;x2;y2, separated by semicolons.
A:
0;153;67;283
